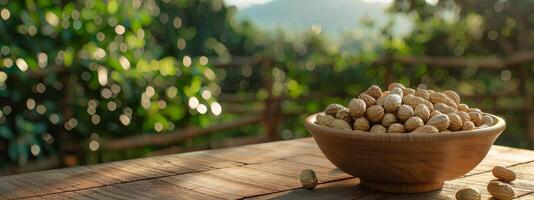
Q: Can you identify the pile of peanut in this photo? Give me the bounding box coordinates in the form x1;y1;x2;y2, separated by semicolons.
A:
316;83;496;133
456;166;516;200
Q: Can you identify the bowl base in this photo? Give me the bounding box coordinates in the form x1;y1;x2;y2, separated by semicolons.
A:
360;179;444;193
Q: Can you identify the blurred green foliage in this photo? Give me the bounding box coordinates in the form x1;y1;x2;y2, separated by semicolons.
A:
0;0;260;167
0;0;532;171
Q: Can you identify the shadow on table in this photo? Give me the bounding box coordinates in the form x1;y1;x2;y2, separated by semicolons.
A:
260;178;454;200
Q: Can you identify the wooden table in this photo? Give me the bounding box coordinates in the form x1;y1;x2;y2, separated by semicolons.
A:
1;138;533;199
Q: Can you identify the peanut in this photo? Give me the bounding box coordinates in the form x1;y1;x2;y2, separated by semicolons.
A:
300;169;318;190
370;124;387;133
456;111;470;123
426;114;450;131
404;116;424;131
365;85;382;99
429;92;457;108
430;110;442;117
384;94;402;113
387;123;405;133
397;104;414;121
353;117;370;131
412;125;439;133
442;90;461;105
462;121;476;131
458;103;470;112
492;166;516;182
447;113;463;131
381;113;397;127
331;119;352;130
487;180;515;200
403;94;434;111
316;114;335;127
348;98;366;118
414;104;430;122
455;188;481;200
390;87;403;97
468;111;483;126
325;104;345;116
434;102;456;114
366;105;385;123
335;107;351;122
415;88;429;100
402;87;415;96
376;95;385;106
358;93;376;108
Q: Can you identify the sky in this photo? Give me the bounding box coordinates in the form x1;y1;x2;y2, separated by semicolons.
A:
223;0;437;9
225;0;395;9
224;0;273;9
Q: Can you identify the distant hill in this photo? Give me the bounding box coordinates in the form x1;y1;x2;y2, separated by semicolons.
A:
236;0;411;37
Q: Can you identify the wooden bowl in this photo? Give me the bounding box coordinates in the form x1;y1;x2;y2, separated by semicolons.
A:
304;112;506;193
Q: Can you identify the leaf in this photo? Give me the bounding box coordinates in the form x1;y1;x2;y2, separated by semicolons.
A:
143;113;168;131
107;0;118;14
165;105;185;120
159;57;176;76
184;77;201;97
63;49;74;66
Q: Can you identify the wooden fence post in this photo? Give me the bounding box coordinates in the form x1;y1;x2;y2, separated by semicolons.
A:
260;60;281;140
519;65;534;146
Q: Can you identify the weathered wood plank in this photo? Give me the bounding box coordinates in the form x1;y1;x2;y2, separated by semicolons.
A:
247;178;385;200
246;159;351;183
201;146;291;164
160;171;271;199
205;166;300;192
283;155;340;169
516;193;534;200
23;179;221;200
203;139;323;164
484;145;534;163
0;152;242;199
250;160;534;200
250;138;324;156
16;159;345;200
23;155;534;200
1;138;534;200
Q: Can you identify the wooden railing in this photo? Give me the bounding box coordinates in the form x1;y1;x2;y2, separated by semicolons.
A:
69;52;534;151
373;50;534;69
3;52;533;175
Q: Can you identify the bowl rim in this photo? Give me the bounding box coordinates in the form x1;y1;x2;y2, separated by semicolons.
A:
305;112;506;142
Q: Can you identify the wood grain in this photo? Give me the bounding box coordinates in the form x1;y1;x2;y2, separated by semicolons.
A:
0;151;242;199
0;137;533;200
